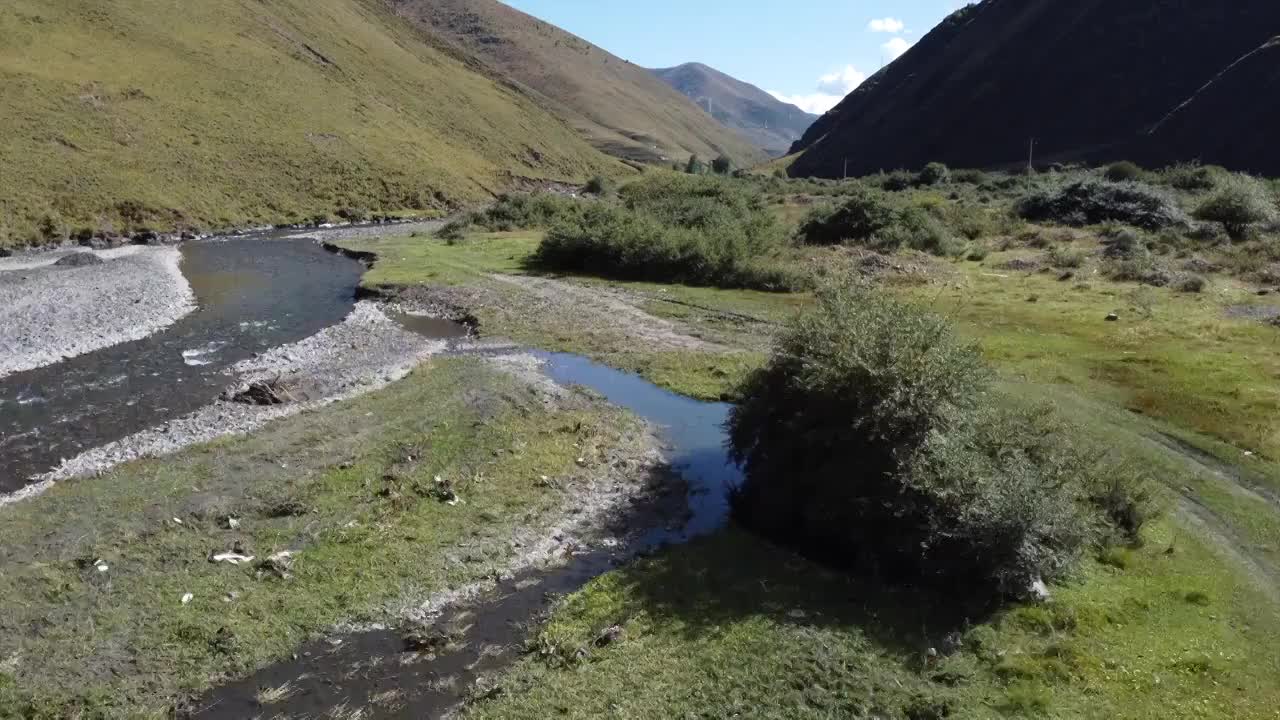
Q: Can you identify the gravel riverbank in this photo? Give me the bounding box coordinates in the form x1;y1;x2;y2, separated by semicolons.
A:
0;246;195;378
28;302;445;486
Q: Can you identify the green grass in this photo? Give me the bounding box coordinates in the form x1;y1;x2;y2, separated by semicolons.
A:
466;521;1280;720
350;231;780;400
0;0;618;247
0;358;642;717
902;257;1280;472
340;208;1280;719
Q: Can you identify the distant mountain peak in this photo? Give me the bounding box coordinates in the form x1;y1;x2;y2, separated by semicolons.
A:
390;0;767;166
650;62;817;157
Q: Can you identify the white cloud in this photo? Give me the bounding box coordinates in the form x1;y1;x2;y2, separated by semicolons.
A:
769;65;867;114
867;17;905;33
816;65;868;95
881;36;913;60
768;91;845;115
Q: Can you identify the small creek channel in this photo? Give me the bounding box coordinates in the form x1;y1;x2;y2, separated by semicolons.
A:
189;351;739;720
3;231;741;717
0;234;366;491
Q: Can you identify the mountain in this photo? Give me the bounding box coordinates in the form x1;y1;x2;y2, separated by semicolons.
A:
789;0;1280;178
1143;36;1280;176
0;0;618;247
650;63;817;157
387;0;768;167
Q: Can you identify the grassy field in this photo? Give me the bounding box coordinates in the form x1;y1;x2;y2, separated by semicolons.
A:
467;522;1280;720
0;0;620;248
350;230;787;401
341;182;1280;718
0;358;646;717
392;0;767;168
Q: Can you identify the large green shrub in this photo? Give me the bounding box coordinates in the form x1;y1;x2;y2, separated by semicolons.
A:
533;175;797;290
797;189;898;245
1103;161;1145;183
728;281;1156;595
1193;174;1278;240
584;175;616;197
1015;179;1187;230
919;162;951;186
798;190;962;255
1160;162;1220;192
438;193;585;238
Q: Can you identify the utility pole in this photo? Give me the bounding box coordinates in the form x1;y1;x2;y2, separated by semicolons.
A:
843;157;849;179
1028;137;1036;173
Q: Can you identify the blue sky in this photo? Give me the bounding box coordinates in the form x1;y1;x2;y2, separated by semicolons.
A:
502;0;965;114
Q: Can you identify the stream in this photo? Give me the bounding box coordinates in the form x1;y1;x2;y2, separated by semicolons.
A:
3;233;741;718
0;235;365;490
190;352;738;719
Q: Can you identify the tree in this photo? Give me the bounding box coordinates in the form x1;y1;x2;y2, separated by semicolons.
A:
711;155;733;175
684;154;704;175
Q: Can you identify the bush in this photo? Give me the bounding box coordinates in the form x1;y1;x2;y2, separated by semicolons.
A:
1161;162;1219;192
584;175;615;196
728;281;1154;595
876;206;965;256
533;175;797;291
1193;175;1278;240
879;170;916;192
711;155;733;175
938;203;1002;240
952;168;989;185
1015;179;1188;230
1100;227;1150;260
1048;246;1087;268
1103;161;1145;183
1176;275;1207;293
442;193;586;238
798;190;963;255
797;188;898;245
919;162;951;186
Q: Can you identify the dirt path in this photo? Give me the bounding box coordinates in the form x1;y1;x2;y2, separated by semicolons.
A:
1143;431;1280;601
1176;499;1280;603
484;273;728;352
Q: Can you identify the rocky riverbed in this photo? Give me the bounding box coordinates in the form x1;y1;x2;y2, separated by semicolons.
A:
0;246;195;378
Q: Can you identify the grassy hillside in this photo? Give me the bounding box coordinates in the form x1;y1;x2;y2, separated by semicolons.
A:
388;0;767;167
650;62;817;157
0;0;620;248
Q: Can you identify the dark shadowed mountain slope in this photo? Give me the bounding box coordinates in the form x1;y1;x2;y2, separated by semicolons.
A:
387;0;767;167
650;63;817;157
1142;37;1280;176
790;0;1280;178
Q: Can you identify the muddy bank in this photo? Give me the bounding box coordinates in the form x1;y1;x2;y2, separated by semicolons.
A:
0;246;195;378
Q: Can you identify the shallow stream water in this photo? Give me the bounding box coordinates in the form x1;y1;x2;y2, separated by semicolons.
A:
0;235;364;491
